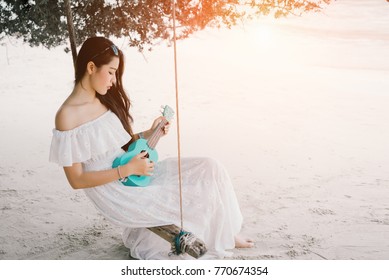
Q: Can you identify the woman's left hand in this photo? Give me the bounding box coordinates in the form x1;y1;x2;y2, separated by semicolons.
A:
150;116;171;136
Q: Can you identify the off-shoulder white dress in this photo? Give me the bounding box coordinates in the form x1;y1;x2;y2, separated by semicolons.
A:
49;110;243;259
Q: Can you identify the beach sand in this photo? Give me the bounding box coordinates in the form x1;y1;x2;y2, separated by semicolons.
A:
1;0;389;260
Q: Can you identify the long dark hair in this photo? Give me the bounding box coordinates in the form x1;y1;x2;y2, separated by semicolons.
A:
75;37;134;149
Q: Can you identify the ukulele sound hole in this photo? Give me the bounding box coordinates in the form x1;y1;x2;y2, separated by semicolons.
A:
141;150;149;158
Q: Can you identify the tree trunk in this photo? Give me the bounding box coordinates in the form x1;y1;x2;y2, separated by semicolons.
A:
64;0;77;68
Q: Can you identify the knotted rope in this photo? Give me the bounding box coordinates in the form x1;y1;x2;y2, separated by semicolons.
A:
169;229;197;256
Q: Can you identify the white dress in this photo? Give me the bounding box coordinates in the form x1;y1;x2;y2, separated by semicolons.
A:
49;110;243;259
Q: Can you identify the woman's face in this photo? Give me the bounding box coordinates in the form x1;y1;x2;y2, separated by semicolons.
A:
91;57;120;95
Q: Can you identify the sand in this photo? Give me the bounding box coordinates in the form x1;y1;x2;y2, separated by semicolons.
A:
1;0;389;260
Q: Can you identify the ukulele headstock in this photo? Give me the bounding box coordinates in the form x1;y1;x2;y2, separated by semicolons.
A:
161;105;175;121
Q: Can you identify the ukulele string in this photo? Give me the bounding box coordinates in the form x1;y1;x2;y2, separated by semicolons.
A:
148;121;162;149
148;119;167;149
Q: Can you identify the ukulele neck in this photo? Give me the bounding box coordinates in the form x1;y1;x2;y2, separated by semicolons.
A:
147;119;168;149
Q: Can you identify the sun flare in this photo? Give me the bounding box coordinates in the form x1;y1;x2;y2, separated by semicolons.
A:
253;23;274;46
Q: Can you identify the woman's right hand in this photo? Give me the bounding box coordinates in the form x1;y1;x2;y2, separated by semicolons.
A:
125;151;154;176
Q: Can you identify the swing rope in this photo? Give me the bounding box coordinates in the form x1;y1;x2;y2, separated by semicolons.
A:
170;0;197;256
172;0;184;232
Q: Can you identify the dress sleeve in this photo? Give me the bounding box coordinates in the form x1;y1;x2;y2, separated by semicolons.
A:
49;112;130;167
49;128;93;167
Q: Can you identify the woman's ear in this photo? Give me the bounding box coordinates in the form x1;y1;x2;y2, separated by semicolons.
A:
86;61;95;75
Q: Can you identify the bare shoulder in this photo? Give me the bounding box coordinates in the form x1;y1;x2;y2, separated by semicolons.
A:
55;105;81;131
55;97;108;131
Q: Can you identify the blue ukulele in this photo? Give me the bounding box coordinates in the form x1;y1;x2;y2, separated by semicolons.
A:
112;105;175;187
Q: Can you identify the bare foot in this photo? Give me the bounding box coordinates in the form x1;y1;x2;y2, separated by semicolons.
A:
235;235;254;248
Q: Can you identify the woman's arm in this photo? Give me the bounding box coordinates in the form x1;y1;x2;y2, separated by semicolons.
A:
65;117;170;189
63;151;153;189
122;130;148;150
137;117;171;140
126;117;170;147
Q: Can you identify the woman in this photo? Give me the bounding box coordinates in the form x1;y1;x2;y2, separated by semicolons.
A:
49;37;253;259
